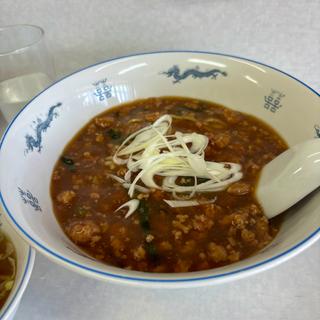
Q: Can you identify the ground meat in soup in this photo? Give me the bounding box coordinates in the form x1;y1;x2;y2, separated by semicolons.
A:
51;96;287;273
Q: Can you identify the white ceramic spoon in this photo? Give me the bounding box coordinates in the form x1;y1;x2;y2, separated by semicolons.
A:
256;139;320;219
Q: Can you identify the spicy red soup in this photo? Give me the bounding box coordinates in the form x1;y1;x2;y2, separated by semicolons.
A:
0;231;16;309
51;97;287;272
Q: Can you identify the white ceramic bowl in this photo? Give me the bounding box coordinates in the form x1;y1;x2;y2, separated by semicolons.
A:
0;51;319;288
0;208;35;319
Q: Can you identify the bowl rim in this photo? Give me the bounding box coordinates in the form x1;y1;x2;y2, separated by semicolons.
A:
0;50;319;285
0;247;35;318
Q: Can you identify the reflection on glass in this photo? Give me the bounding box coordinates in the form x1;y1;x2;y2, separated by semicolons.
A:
0;25;55;123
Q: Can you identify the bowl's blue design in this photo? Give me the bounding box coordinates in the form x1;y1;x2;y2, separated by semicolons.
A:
92;78;112;101
315;125;320;138
264;89;285;113
25;102;62;154
161;65;227;84
18;188;42;212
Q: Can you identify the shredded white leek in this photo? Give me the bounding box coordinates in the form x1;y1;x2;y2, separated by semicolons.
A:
110;114;243;215
112;114;243;199
107;174;149;193
115;199;140;218
164;198;217;208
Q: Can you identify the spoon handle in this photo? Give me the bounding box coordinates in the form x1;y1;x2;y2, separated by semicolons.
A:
256;139;320;219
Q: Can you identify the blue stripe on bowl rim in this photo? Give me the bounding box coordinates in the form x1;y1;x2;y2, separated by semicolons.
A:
0;247;35;319
0;50;319;284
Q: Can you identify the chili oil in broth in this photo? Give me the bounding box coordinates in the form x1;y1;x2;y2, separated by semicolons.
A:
51;97;287;273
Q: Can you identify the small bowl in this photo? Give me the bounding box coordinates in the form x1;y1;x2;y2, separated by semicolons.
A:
0;208;35;319
0;51;319;288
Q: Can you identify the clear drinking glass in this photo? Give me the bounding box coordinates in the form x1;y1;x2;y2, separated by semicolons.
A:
0;24;55;123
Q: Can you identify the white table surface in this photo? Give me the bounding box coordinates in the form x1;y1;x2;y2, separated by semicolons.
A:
0;0;319;319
